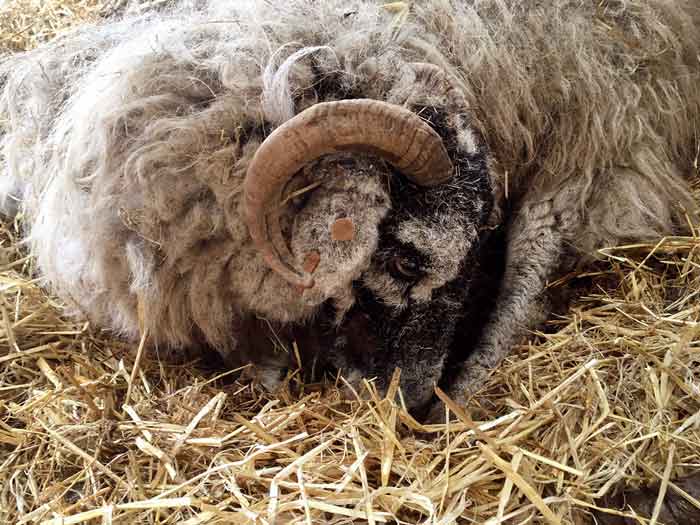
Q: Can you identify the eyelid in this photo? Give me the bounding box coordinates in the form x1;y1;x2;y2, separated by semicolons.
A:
396;260;418;275
390;257;423;281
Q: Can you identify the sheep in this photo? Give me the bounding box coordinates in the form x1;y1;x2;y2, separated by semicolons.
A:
1;0;699;519
0;0;495;394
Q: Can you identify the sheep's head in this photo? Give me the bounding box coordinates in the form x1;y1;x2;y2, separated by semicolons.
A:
244;66;496;412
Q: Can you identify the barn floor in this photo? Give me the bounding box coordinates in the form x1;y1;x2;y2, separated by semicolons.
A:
1;2;699;524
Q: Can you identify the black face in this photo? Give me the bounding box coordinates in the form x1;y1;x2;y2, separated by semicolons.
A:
308;108;500;414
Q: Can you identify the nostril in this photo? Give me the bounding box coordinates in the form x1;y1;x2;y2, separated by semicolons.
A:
413;396;439;422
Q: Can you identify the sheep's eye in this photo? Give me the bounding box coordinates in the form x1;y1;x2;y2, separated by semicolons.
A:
389;256;422;281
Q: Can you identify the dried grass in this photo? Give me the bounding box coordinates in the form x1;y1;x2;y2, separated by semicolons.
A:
0;0;103;52
1;3;699;524
1;190;698;525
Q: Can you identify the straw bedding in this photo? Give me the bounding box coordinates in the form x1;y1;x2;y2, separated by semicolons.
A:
1;1;699;523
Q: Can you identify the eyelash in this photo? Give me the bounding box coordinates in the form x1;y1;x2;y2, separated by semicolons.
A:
388;256;423;282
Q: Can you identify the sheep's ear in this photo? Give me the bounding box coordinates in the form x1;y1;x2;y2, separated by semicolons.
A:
288;170;391;309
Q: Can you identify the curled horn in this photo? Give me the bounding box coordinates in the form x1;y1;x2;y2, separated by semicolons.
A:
244;98;453;289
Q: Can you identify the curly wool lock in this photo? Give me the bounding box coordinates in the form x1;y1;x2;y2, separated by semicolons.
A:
1;0;699;366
